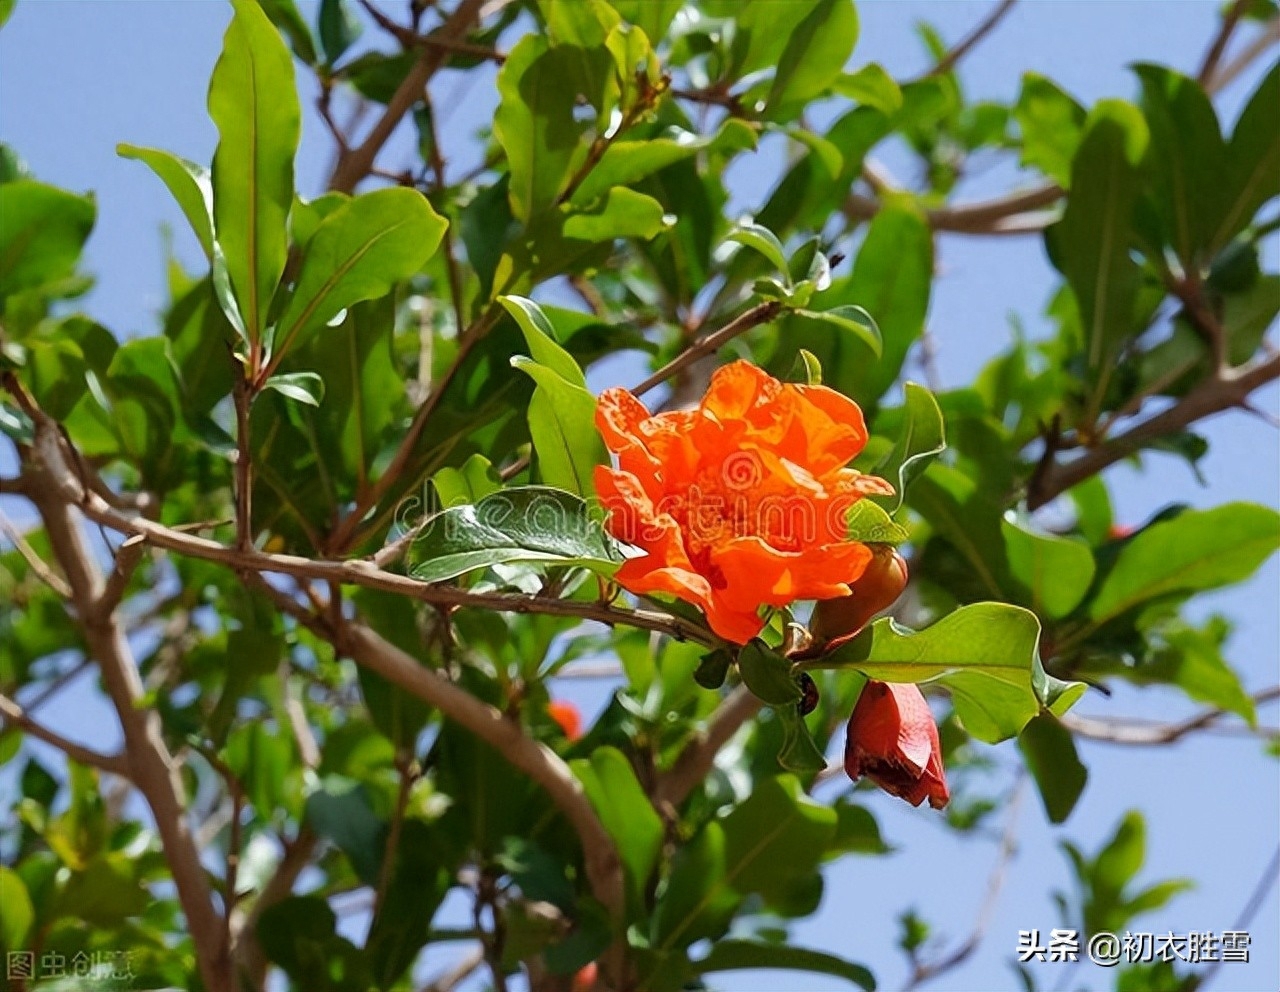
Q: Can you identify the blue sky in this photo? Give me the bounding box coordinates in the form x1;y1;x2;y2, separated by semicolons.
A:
1;2;1277;991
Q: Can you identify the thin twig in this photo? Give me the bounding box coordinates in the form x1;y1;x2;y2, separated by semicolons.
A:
0;691;131;776
422;87;468;335
920;0;1018;79
631;301;784;398
1062;686;1280;746
1198;0;1252;87
0;508;71;598
1199;845;1280;991
1204;18;1280;93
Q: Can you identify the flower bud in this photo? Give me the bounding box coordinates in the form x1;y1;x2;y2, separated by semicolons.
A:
844;680;949;809
809;544;908;646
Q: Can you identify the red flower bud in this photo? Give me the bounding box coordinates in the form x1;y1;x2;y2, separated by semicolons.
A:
844;680;949;810
548;700;583;741
810;545;909;647
571;961;598;992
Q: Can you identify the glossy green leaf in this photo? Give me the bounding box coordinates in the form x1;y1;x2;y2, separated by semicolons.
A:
208;0;300;342
571;120;757;205
738;640;802;706
511;357;607;498
289;190;349;247
726;223;791;282
1019;712;1087;824
793;304;882;358
846;499;910;544
263;370;324;406
777;707;829;774
433;454;502;509
1088;503;1280;625
1002;517;1096;619
574;746;664;911
1014;72;1086;187
695;940;874;991
816;603;1085;743
500;295;586;385
765;0;858;114
0;180;95;299
407;486;618;583
493;34;587;222
274;187;446;357
562;187;668;242
117;144;214;259
836;63;902;115
651;821;739;950
365;822;450;991
1134;64;1229;266
1214;61;1280;251
872;381;945;513
1054;101;1147;380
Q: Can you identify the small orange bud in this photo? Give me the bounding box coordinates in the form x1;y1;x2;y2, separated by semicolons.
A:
548;700;583;741
810;545;908;647
571;961;599;992
844;680;949;810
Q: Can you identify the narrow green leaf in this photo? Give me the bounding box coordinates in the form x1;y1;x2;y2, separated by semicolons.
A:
263;370;324;406
695;940;874;991
0;180;95;299
871;381;944;512
573;747;664;912
275;187;446;357
407;486;617;583
835;63;903;115
500;295;585;385
1018;712;1088;824
511;357;606;498
209;0;301;342
766;0;859;114
794;304;882;357
1014;72;1086;187
0;866;34;950
1214;61;1280;251
1088;503;1280;625
777;707;829;774
562;187;668;242
257;0;319;64
726;223;791;283
118;145;214;260
318;0;362;65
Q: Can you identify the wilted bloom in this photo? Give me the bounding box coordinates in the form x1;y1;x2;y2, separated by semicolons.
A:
548;700;583;741
596;361;893;643
844;680;949;809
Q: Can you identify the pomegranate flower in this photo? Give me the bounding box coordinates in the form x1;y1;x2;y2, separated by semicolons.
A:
548;700;583;741
595;361;893;644
844;680;950;809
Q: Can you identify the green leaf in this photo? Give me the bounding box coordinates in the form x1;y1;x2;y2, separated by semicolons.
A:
493;34;587;222
1053;100;1147;380
1214;61;1280;251
257;0;319;64
835;63;903;115
304;775;385;886
52;853;148;928
274;187;446;358
651;821;739;951
1014;72;1086;187
562;187;668;242
433;454;502;509
793;304;882;358
289;190;349;247
777;707;829;774
511;357;607;498
407;486;618;583
1002;517;1096;619
1088;503;1280;625
1134;64;1229;266
694;940;875;991
365;822;450;991
828;798;889;856
257;896;371;992
499;295;586;385
571;120;757;205
0;180;95;299
0;866;33;950
765;0;859;114
846;499;910;544
1139;615;1255;724
117;145;214;260
738;640;802;706
209;0;301;342
727;223;791;283
574;746;664;912
318;0;362;65
263;370;324;406
816;603;1084;744
720;775;837;901
1018;712;1087;824
0;0;14;30
872;381;944;513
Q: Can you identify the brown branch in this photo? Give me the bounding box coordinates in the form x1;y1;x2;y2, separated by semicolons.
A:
1198;0;1251;87
329;0;489;194
1061;686;1280;746
0;508;71;598
95;534;146;620
232;372;254;551
422;88;468;335
653;686;763;807
339;621;627;921
843;183;1063;236
919;0;1018;80
1028;351;1280;509
0;691;131;777
630;301;784;398
25;429;234;992
1205;18;1280;93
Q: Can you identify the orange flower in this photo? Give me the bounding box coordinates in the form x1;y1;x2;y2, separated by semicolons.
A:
844;681;949;809
596;361;893;643
548;700;583;741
